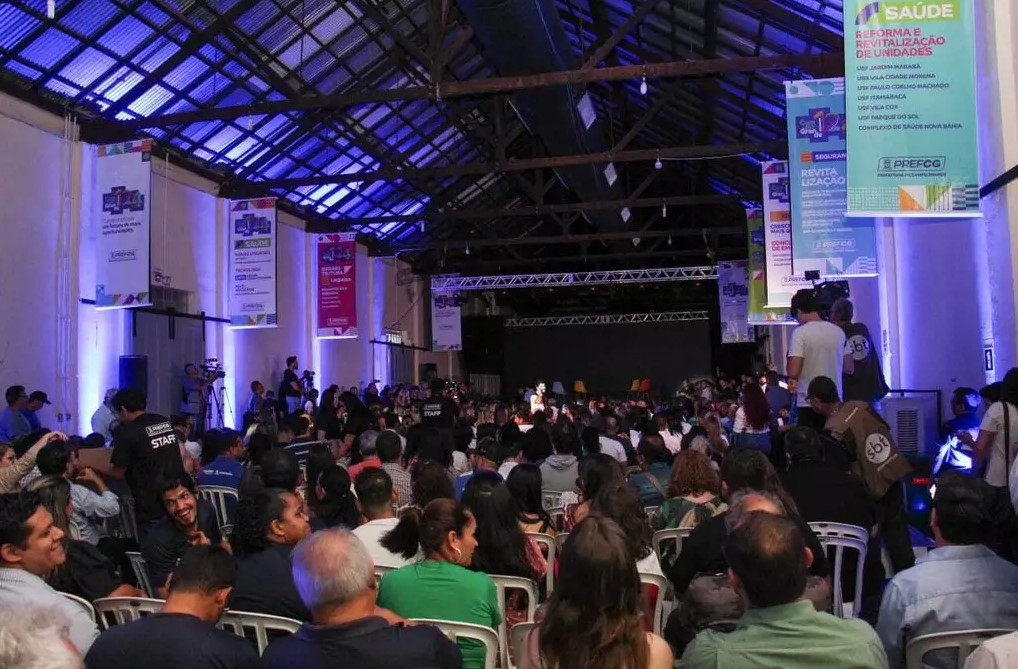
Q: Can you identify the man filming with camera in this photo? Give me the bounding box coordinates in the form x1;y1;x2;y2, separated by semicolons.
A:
180;364;207;422
279;356;303;416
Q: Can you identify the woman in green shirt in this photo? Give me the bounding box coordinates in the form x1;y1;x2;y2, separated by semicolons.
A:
378;498;501;669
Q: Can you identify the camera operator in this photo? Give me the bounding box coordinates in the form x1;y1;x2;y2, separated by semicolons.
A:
179;363;206;421
787;289;854;432
831;298;889;408
279;356;303;416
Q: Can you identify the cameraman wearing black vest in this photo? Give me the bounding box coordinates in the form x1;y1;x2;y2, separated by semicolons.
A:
830;298;890;409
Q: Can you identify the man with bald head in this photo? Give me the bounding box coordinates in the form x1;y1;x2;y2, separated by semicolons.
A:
260;528;461;669
683;512;888;669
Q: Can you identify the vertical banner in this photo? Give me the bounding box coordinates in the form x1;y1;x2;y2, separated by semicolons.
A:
786;78;878;277
717;261;752;344
316;233;358;339
747;208;797;325
95;140;152;308
845;0;979;216
229;198;277;328
431;293;463;351
761;161;810;309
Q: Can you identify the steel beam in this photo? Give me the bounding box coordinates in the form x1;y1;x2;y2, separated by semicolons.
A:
452;247;745;269
119;53;843;129
581;0;662;69
505;311;710;327
431;266;718;291
400;225;744;250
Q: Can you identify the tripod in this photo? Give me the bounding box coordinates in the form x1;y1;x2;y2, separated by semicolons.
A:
199;381;231;431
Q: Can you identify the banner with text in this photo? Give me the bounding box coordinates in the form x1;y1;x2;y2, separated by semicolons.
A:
786;78;878;278
718;261;753;344
845;0;979;216
316;233;358;339
761;160;809;310
431;293;463;351
229;198;277;328
95;140;152;308
747;208;797;326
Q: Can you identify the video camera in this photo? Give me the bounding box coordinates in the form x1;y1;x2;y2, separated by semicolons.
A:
797;270;850;320
199;358;226;381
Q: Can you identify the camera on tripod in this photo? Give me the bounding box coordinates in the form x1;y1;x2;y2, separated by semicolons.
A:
798;271;849;320
200;358;226;381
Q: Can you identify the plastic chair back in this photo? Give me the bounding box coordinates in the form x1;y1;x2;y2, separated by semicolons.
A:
93;596;164;630
808;522;869;618
217;609;302;655
411;618;499;669
639;572;667;635
526;532;557;595
652;527;692;563
126;551;156;598
62;592;96;623
197;485;239;532
490;574;539;669
905;628;1012;669
510;620;537;669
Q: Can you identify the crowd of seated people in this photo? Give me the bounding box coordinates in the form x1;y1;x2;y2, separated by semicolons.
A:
3;366;1018;669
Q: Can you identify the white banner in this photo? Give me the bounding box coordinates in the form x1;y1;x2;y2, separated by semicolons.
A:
95;140;152;308
431;292;463;351
229;198;277;328
717;260;753;344
761;160;810;309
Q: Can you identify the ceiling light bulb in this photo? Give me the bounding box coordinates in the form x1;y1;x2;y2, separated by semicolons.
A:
47;0;55;19
639;76;648;95
465;244;471;256
419;221;425;233
668;235;673;246
662;203;667;217
654;155;662;170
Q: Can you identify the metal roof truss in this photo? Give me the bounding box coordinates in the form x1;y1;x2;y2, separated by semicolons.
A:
431;266;718;292
505;311;710;327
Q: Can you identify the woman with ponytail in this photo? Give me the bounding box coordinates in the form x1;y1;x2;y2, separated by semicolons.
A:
377;498;500;669
309;464;361;530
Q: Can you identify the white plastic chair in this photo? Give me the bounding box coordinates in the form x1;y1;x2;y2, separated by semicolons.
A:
126;551;156;598
526;532;557;596
411;618;500;669
107;495;137;540
541;490;564;510
905;628;1013;669
197;485;239;532
639;572;668;636
374;564;397;583
217;610;302;655
490;574;539;669
93;596;164;630
511;620;537;668
62;592;96;623
652;527;692;563
554;532;569;549
808;522;869;618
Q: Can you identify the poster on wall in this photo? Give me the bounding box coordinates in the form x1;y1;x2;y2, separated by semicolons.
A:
229;198;277;328
717;260;753;344
316;233;358;339
747;208;798;326
786;78;878;278
761;161;808;313
845;0;980;216
95;139;152;308
431;292;463;351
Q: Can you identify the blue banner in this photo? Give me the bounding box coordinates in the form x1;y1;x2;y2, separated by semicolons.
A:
844;0;979;217
786;78;878;278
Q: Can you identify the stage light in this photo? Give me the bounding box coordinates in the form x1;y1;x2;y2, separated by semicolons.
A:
654;154;663;170
639;76;648;95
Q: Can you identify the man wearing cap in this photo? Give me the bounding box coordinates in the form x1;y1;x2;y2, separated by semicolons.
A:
0;386;31;443
23;391;50;432
807;375;915;573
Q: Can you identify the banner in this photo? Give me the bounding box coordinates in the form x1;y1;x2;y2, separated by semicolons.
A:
229;198;277;328
761;161;811;309
431;293;463;351
845;0;979;216
95;140;152;308
316;233;358;338
717;261;752;344
786;78;877;278
747;208;797;325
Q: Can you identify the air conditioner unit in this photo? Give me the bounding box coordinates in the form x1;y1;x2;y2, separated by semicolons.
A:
883;394;940;457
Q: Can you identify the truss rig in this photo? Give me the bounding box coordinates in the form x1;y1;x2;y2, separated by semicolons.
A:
505;311;710;327
431;266;717;292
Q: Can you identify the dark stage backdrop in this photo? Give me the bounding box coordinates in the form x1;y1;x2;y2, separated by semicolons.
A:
502;320;712;396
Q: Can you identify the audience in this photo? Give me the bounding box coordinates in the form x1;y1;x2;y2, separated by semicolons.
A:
378;431;412;505
876;474;1018;669
378;499;500;669
0;606;83;669
35;440;120;546
660;450;727;530
260;529;461;668
507;464;557;535
347;430;381;479
454;437;499;500
411;460;456;508
519;515;673;669
628;435;672;506
591;483;663;577
682;512;887;669
141;473;227;597
352;468;417;568
228;487;312;621
539;430;579;493
85;546;258;669
565;453;624;531
0;491;99;653
259;448;301;493
303;442;336;509
731;383;771;453
309;464;360;530
0;385;31;443
194;429;245;491
0;430;63;492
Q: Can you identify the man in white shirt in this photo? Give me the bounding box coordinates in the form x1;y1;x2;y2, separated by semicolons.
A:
36;441;120;546
598;415;629;463
351;469;415;568
786;290;854;432
964;631;1018;669
90;388;119;444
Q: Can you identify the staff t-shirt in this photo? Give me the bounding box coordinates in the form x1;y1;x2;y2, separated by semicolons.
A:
421;397;458;428
788;320;847;406
110;413;184;523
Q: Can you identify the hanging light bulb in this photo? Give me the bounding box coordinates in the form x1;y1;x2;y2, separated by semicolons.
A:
465;243;471;256
662;203;667;217
639;75;648;95
419;221;425;233
668;235;673;246
47;0;55;19
654;154;662;170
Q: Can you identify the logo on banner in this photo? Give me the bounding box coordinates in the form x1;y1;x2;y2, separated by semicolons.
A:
322;245;354;263
768;177;790;203
102;186;145;215
751;227;765;246
795;108;847;143
109;250;137;262
878;156;946;172
856;1;958;24
234;213;272;236
722;282;748;298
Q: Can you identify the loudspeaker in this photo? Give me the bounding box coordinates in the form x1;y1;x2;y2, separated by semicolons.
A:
420;363;438;383
118;355;149;397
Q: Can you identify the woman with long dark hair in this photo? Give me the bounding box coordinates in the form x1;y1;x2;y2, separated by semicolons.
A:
309;464;360;530
230;487;312;621
732;383;771;453
590;484;662;577
411;460;455;508
506;464;556;535
565;453;623;531
462;474;545;581
303;442;335;508
519;515;673;669
315;388;343;442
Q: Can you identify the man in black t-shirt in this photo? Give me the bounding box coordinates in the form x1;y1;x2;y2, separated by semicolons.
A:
109;389;187;530
141;474;227;596
420;379;458;429
85;545;257;669
279;355;303;415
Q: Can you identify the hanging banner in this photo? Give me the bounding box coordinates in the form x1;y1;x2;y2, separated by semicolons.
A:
747;208;797;325
229;198;277;328
316;233;358;339
845;0;979;217
95;140;152;308
431;293;463;351
761;161;810;309
717;261;753;344
786;78;878;278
